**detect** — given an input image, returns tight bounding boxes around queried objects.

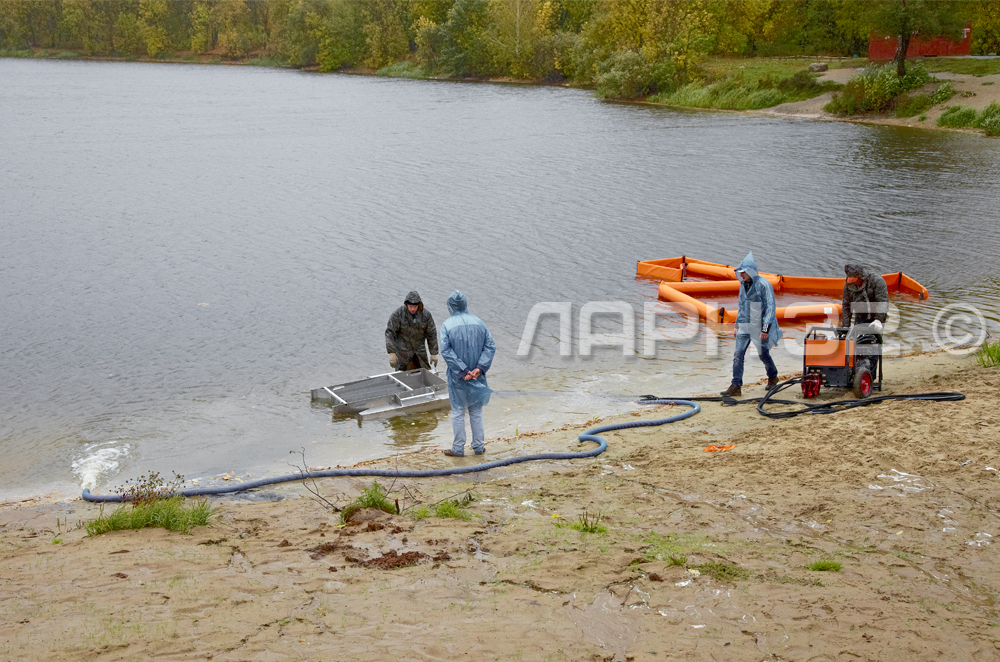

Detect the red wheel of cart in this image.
[801,373,822,398]
[852,368,873,399]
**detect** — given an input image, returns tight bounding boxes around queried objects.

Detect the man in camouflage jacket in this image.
[841,265,889,329]
[385,291,439,371]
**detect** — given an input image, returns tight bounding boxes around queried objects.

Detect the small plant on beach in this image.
[976,340,1000,367]
[85,469,213,535]
[85,496,213,536]
[570,510,607,534]
[411,505,431,520]
[808,559,843,572]
[340,481,397,523]
[693,560,750,583]
[114,470,185,505]
[931,81,956,105]
[668,554,687,566]
[434,499,473,520]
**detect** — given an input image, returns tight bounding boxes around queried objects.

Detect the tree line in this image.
[2,0,998,87]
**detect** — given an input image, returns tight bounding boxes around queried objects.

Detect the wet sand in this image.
[2,350,998,661]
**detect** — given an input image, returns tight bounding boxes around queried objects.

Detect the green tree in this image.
[969,0,1000,55]
[189,0,214,52]
[440,0,491,75]
[319,0,367,70]
[360,0,409,68]
[114,8,145,55]
[214,0,257,58]
[868,0,966,75]
[485,0,553,77]
[139,0,170,57]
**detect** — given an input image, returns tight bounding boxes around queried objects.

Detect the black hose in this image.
[645,378,965,419]
[81,399,701,503]
[755,377,965,419]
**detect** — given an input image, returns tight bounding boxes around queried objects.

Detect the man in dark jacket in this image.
[841,265,888,332]
[385,291,439,371]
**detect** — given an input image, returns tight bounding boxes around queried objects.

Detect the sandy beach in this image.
[2,350,997,661]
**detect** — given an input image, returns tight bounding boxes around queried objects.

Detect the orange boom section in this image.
[638,257,929,326]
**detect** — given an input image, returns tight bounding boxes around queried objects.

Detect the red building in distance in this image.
[868,25,972,59]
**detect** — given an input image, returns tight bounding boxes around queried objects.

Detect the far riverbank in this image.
[5,48,1000,137]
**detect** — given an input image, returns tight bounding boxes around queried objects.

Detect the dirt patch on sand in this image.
[2,352,998,660]
[352,549,429,570]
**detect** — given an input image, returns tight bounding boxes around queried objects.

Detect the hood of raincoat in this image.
[404,290,423,313]
[733,251,782,350]
[447,291,469,315]
[844,265,877,292]
[734,252,760,282]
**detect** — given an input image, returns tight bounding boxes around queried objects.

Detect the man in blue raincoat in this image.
[721,252,783,397]
[439,291,496,457]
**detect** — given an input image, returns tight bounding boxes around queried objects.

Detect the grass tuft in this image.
[894,93,934,118]
[644,531,714,561]
[434,499,473,520]
[376,61,428,79]
[976,340,1000,367]
[650,69,838,111]
[808,559,843,572]
[340,482,397,523]
[85,496,213,535]
[693,560,749,583]
[937,102,1000,135]
[569,510,607,533]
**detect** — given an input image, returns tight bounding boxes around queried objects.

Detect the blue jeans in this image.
[732,333,777,387]
[451,403,484,455]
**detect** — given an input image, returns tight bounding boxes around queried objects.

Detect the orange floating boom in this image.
[639,257,929,326]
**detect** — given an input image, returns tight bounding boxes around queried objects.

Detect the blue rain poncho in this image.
[734,251,783,351]
[439,291,496,409]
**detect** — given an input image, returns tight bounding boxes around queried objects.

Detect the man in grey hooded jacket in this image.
[385,291,439,371]
[842,265,888,331]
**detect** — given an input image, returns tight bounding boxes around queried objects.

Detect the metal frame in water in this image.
[311,368,450,421]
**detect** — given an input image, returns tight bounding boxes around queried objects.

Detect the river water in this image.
[2,58,998,500]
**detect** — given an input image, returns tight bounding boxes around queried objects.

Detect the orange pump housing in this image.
[637,257,929,326]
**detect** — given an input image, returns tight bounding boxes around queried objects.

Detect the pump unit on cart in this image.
[801,325,883,399]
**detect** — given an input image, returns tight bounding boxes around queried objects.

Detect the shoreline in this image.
[6,51,1000,138]
[2,348,968,507]
[2,348,994,659]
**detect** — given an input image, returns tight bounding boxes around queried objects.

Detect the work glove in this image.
[388,352,398,369]
[870,320,883,333]
[431,354,439,368]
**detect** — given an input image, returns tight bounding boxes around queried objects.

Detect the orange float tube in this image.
[640,257,928,327]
